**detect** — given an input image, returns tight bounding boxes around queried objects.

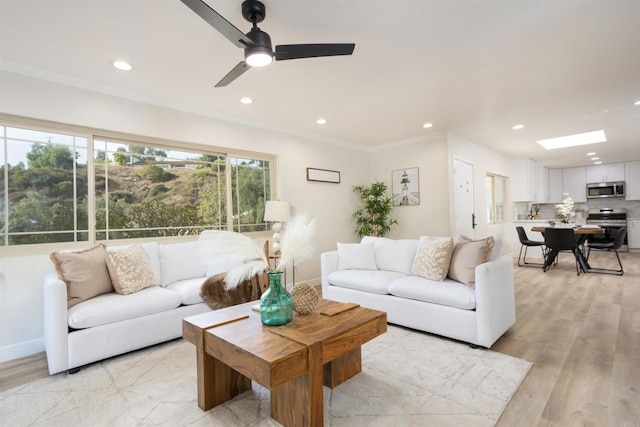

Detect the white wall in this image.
[0,71,369,361]
[446,132,516,253]
[368,134,451,238]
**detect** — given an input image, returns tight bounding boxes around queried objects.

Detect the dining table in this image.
[531,225,604,273]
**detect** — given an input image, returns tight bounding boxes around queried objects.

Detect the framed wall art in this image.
[306,167,340,184]
[392,167,420,206]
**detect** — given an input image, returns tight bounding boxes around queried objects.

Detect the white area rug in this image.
[1,326,531,426]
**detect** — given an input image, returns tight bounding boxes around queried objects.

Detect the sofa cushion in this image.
[362,236,418,275]
[205,253,246,277]
[67,286,182,329]
[107,242,161,285]
[106,245,157,295]
[412,236,454,281]
[337,242,377,270]
[50,244,114,308]
[327,270,405,294]
[165,277,206,305]
[159,241,207,287]
[448,236,494,285]
[388,276,476,310]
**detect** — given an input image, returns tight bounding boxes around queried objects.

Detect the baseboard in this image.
[0,338,44,363]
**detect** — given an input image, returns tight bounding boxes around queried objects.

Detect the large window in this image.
[486,173,508,224]
[1,121,273,246]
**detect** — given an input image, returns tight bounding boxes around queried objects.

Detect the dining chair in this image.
[586,227,627,276]
[515,226,546,267]
[542,228,581,275]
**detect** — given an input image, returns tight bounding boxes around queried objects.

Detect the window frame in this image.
[0,113,277,254]
[486,172,508,225]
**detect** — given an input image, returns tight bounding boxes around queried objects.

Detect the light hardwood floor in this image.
[1,250,639,425]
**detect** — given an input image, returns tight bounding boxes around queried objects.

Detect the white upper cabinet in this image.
[625,161,640,200]
[547,168,564,203]
[562,167,586,202]
[510,158,540,202]
[586,162,625,183]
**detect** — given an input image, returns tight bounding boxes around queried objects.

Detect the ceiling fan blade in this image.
[274,44,355,61]
[215,61,251,87]
[180,0,252,48]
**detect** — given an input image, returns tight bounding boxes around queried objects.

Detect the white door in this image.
[453,158,476,237]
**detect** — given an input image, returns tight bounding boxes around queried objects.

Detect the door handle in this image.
[472,213,477,229]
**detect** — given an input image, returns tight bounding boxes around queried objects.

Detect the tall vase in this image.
[260,271,293,326]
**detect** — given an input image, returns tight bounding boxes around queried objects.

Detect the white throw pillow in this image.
[337,242,377,270]
[159,241,207,287]
[362,236,418,275]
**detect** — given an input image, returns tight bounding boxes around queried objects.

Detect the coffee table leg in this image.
[196,346,251,410]
[323,347,362,389]
[271,341,324,426]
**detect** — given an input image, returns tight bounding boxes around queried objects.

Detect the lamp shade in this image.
[264,201,291,222]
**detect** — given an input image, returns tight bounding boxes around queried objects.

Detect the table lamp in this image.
[264,200,291,254]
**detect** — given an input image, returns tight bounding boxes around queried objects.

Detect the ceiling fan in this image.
[180,0,355,87]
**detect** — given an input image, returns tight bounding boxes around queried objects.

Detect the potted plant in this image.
[352,181,398,238]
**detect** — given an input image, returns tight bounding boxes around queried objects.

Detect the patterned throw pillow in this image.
[106,245,157,295]
[50,243,114,308]
[411,236,454,281]
[448,235,495,285]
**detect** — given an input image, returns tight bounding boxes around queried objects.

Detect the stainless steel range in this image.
[586,208,628,251]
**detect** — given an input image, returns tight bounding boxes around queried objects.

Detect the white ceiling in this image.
[1,0,639,168]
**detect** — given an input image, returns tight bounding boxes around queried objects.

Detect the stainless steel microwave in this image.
[586,181,625,199]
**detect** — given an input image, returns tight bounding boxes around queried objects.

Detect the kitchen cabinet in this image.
[510,158,540,202]
[547,168,563,203]
[628,219,640,249]
[586,162,625,183]
[562,167,586,202]
[625,161,640,200]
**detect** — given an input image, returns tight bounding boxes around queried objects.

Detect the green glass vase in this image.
[260,271,293,326]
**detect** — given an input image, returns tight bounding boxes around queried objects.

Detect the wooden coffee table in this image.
[183,298,387,426]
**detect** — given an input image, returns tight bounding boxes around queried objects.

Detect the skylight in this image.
[536,130,606,150]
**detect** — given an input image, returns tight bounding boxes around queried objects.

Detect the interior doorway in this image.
[453,158,476,237]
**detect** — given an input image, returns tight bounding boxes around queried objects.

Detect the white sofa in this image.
[321,236,515,348]
[44,235,265,375]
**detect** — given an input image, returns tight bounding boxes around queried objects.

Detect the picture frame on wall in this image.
[392,167,420,206]
[306,167,340,184]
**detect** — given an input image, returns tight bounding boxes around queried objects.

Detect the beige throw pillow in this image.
[50,244,113,308]
[448,235,495,285]
[412,236,454,281]
[106,245,157,295]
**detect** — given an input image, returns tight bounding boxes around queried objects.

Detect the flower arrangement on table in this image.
[555,193,574,223]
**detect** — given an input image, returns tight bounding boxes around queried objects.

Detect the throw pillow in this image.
[448,235,495,285]
[106,245,157,295]
[411,236,454,281]
[50,243,113,308]
[337,242,377,270]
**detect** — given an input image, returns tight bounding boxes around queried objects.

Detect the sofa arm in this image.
[321,251,339,293]
[473,255,516,347]
[43,273,69,374]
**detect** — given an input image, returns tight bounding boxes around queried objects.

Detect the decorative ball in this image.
[291,283,319,314]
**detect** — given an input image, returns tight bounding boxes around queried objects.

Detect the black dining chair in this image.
[543,228,582,275]
[586,227,627,276]
[515,226,546,267]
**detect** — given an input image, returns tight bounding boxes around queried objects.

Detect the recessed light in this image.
[512,124,524,130]
[536,130,606,150]
[112,60,133,71]
[594,161,603,164]
[422,122,433,128]
[240,97,253,104]
[634,100,640,106]
[586,152,596,156]
[591,157,599,160]
[317,118,327,125]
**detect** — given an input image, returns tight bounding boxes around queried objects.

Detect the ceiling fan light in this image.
[246,51,273,67]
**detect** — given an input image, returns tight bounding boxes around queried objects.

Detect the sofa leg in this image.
[68,367,81,375]
[468,343,484,350]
